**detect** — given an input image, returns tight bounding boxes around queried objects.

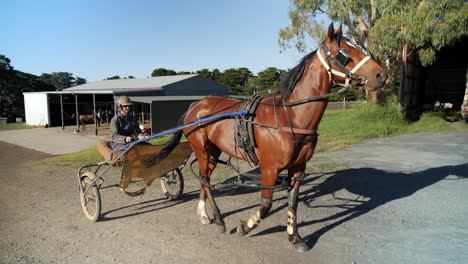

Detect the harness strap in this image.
[318,40,371,87]
[278,127,317,135]
[350,56,371,74]
[317,50,347,79]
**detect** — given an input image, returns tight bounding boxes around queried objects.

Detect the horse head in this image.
[321,23,387,91]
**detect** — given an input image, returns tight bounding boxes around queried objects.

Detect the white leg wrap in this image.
[287,210,295,235]
[247,210,261,228]
[197,200,210,224]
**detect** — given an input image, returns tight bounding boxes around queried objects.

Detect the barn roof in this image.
[63,74,198,92]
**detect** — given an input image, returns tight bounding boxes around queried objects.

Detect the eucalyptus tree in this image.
[280,0,468,96]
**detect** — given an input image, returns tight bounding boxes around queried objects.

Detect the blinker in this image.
[336,49,351,66]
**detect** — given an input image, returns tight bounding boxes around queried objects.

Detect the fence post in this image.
[75,94,79,133]
[60,93,64,130]
[93,93,98,136]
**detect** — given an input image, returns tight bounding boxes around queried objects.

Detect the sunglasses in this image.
[122,105,131,108]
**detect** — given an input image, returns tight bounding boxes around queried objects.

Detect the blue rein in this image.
[112,110,248,153]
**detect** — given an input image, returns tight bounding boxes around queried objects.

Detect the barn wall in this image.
[24,93,50,126]
[163,75,228,96]
[150,100,197,133]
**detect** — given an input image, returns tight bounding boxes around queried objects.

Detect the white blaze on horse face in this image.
[346,40,357,49]
[197,200,210,224]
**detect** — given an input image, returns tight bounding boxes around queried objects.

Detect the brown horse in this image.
[71,113,95,132]
[149,24,387,251]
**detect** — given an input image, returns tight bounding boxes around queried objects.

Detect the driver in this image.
[109,96,142,149]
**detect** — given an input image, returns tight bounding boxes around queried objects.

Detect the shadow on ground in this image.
[251,163,468,249]
[97,162,467,251]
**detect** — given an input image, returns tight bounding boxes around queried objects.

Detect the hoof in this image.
[200,216,212,225]
[289,234,311,252]
[236,225,246,236]
[293,241,311,252]
[215,223,226,233]
[236,221,249,236]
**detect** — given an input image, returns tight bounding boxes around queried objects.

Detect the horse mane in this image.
[278,50,317,101]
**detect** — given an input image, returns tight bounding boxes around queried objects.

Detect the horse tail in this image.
[145,110,189,167]
[145,129,183,167]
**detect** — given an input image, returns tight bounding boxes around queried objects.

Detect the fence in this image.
[326,100,365,110]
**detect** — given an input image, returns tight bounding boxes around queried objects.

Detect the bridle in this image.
[318,35,371,87]
[284,36,372,107]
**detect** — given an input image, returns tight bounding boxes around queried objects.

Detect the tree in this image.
[255,67,285,91]
[196,68,212,79]
[196,68,223,82]
[75,77,87,85]
[211,69,222,82]
[0,55,13,72]
[39,72,77,89]
[218,68,253,95]
[151,68,177,77]
[106,75,121,80]
[0,55,14,118]
[279,0,468,97]
[0,55,56,120]
[177,71,191,75]
[0,56,86,121]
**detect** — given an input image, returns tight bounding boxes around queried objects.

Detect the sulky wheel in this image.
[160,168,184,200]
[80,176,101,222]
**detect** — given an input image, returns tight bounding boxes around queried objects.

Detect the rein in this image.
[186,37,368,137]
[284,81,360,107]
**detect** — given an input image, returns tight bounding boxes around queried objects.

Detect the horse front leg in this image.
[237,167,277,236]
[287,168,310,252]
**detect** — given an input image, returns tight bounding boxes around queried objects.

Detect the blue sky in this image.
[2,0,321,82]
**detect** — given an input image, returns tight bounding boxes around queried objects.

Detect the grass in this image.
[0,123,36,131]
[316,100,466,152]
[43,100,467,168]
[41,147,103,168]
[42,134,183,168]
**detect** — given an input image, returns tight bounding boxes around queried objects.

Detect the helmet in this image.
[119,96,133,106]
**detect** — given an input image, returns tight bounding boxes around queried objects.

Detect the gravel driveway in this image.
[0,129,467,264]
[0,127,98,155]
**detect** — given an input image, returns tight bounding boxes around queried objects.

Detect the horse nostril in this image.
[377,72,387,83]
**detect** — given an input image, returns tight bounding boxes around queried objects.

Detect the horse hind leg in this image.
[197,155,216,225]
[195,143,225,232]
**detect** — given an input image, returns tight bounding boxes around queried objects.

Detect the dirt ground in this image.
[0,130,467,264]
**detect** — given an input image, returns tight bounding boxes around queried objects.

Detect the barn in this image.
[399,37,468,115]
[23,74,228,133]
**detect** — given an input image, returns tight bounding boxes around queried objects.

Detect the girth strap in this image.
[234,95,262,165]
[278,127,317,135]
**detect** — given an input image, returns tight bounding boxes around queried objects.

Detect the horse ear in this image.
[336,23,343,36]
[327,23,335,40]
